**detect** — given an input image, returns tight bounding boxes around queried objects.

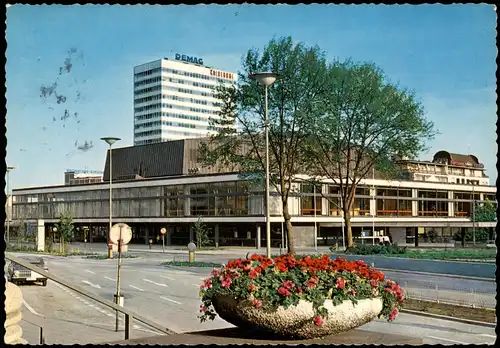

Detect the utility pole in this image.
[472,181,476,246]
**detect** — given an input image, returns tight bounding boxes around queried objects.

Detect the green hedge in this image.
[341,244,408,255]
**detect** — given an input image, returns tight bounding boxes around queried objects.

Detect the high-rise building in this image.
[133,54,237,145]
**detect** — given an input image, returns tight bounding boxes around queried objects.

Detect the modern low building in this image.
[133,53,237,146]
[11,138,497,248]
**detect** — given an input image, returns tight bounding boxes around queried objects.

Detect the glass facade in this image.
[376,188,412,216]
[12,179,495,222]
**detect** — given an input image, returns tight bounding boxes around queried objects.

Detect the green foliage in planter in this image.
[199,254,404,326]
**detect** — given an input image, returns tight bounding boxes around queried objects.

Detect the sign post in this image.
[160,228,167,253]
[110,223,132,332]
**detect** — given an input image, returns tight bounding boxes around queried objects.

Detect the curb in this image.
[401,308,496,328]
[377,268,495,282]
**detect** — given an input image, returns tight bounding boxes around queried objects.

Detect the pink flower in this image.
[252,299,262,308]
[248,284,256,292]
[199,305,207,312]
[221,276,232,288]
[389,307,399,321]
[277,287,292,297]
[307,277,319,289]
[283,280,295,289]
[370,279,379,288]
[336,278,345,289]
[210,269,221,277]
[349,288,356,296]
[384,288,393,294]
[314,315,324,326]
[297,287,303,294]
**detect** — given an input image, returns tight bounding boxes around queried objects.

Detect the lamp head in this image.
[249,72,279,87]
[101,137,121,146]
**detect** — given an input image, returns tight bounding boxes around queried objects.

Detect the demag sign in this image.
[175,53,203,65]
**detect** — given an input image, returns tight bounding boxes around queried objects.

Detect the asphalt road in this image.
[13,253,496,345]
[67,242,497,278]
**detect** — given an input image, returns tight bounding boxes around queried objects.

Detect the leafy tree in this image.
[474,199,496,222]
[199,36,329,255]
[55,212,74,254]
[192,216,210,248]
[303,60,435,248]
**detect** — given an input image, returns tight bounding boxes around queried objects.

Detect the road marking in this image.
[22,299,44,317]
[130,285,145,291]
[160,296,182,305]
[478,334,496,338]
[84,270,96,274]
[82,280,101,289]
[104,276,116,281]
[143,279,168,287]
[427,336,468,344]
[159,275,175,281]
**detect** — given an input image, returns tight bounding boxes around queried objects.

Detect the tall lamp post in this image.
[249,72,279,258]
[6,166,15,244]
[101,137,121,259]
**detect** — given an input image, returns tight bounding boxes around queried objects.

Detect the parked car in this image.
[7,257,49,286]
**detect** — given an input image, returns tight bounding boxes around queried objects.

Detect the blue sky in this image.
[6,4,497,189]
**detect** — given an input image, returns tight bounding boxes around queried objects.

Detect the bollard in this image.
[187,242,196,264]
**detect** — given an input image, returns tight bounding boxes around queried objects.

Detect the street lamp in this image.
[249,72,279,258]
[6,166,15,244]
[101,137,121,259]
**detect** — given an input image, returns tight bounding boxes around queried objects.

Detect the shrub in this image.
[343,244,407,255]
[199,254,404,326]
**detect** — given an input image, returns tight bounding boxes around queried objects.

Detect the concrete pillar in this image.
[214,224,220,248]
[256,225,261,249]
[166,225,173,246]
[189,224,194,243]
[370,187,376,216]
[412,189,418,216]
[145,227,150,245]
[4,281,26,344]
[448,191,454,217]
[36,219,45,251]
[184,187,191,216]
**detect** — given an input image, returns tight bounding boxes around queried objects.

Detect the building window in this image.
[300,184,322,216]
[418,190,448,216]
[376,188,412,216]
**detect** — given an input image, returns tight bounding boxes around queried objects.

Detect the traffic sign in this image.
[160,227,167,235]
[110,223,132,245]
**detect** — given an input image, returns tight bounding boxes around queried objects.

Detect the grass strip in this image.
[403,298,496,323]
[161,261,223,268]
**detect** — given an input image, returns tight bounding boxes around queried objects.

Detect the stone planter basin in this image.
[212,295,383,339]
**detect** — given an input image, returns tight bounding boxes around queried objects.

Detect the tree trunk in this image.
[344,209,354,248]
[282,199,295,256]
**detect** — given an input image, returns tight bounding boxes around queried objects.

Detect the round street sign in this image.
[110,223,132,245]
[160,227,167,235]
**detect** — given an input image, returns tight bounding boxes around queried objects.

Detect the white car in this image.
[7,257,49,286]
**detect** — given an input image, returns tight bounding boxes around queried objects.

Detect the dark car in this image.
[7,257,49,286]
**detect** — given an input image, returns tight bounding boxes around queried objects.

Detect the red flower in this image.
[370,279,379,288]
[349,288,356,296]
[200,278,212,290]
[210,269,221,277]
[277,287,292,296]
[248,284,256,292]
[276,261,288,272]
[252,299,262,308]
[314,315,324,326]
[297,287,303,293]
[248,269,259,279]
[283,280,295,289]
[200,305,207,312]
[336,278,345,289]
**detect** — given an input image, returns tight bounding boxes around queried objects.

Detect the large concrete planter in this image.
[212,295,383,339]
[4,280,26,344]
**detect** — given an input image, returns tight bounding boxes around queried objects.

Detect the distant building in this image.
[397,151,489,186]
[133,53,237,146]
[64,169,103,186]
